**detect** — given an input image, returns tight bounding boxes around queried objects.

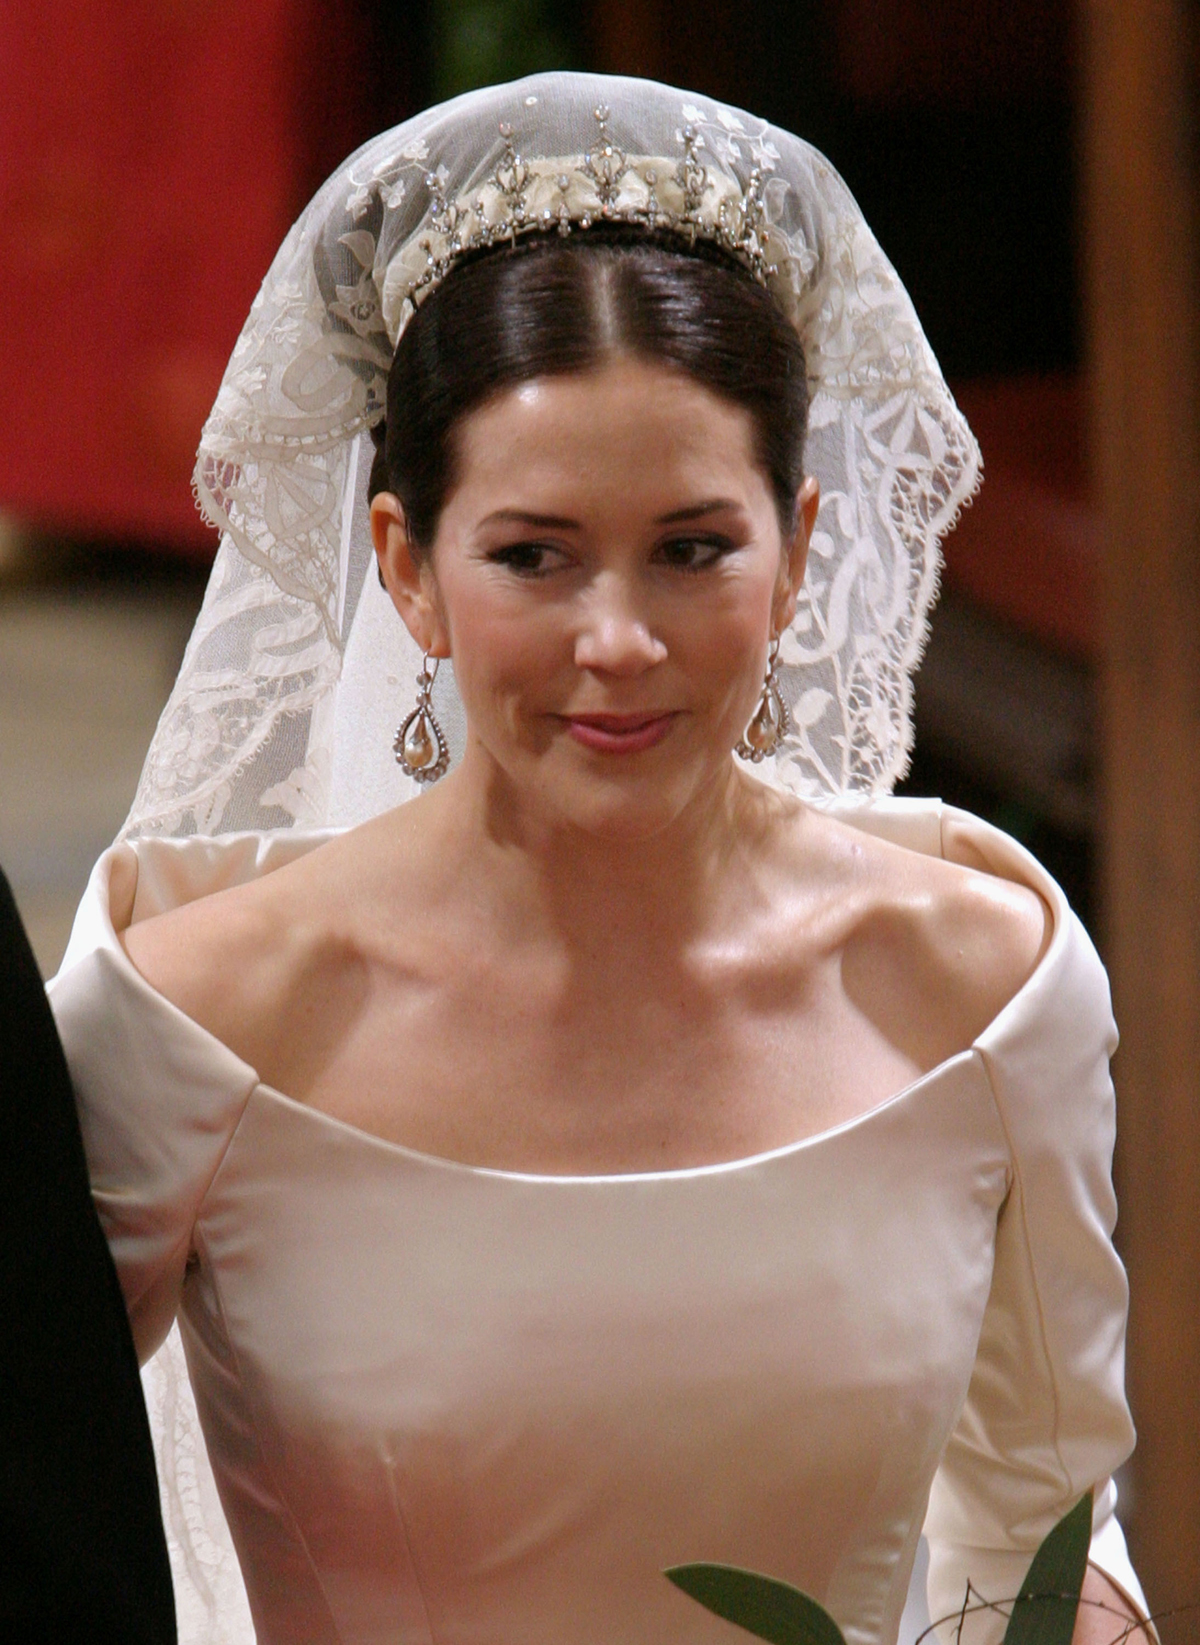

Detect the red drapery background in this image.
[0,0,387,554]
[2,0,1098,659]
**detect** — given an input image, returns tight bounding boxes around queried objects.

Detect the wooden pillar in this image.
[1082,1,1200,1633]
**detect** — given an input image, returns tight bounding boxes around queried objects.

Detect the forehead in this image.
[446,356,769,516]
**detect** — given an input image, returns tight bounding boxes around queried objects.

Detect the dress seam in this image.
[189,1097,344,1641]
[382,1438,439,1645]
[974,1045,1074,1500]
[117,1072,259,1330]
[184,1070,258,1266]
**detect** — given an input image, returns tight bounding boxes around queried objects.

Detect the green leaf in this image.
[1002,1489,1094,1645]
[665,1563,847,1645]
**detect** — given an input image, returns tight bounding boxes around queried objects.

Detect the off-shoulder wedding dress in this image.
[49,799,1146,1645]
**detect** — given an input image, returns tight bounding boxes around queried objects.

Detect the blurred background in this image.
[1,0,1196,1633]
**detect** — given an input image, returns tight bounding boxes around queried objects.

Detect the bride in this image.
[51,74,1150,1644]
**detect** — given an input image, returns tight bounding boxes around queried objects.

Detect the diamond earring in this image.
[735,637,790,762]
[394,656,450,782]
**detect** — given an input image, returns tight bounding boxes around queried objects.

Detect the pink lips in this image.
[564,712,677,753]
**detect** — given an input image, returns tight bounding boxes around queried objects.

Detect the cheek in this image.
[676,570,776,687]
[440,594,568,724]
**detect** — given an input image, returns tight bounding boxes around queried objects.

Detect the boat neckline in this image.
[245,1045,986,1184]
[90,801,1064,1185]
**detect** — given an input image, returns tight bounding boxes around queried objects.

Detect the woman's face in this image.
[373,355,817,842]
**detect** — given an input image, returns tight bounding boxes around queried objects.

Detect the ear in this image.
[370,492,451,658]
[772,476,820,636]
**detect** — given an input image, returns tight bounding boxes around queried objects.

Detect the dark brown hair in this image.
[368,228,808,552]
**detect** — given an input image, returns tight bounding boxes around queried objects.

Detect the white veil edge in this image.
[143,1331,256,1643]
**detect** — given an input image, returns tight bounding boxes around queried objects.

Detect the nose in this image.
[573,575,668,676]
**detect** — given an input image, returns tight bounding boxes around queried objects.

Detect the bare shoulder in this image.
[122,865,289,1025]
[120,833,369,1080]
[909,845,1050,1019]
[791,805,1052,1071]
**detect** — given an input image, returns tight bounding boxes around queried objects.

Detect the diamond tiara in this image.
[398,105,778,325]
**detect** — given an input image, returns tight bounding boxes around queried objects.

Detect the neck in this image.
[419,749,784,955]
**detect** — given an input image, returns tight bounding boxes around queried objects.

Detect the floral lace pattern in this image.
[143,1325,256,1642]
[124,71,978,840]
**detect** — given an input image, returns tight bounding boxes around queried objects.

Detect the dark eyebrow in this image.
[478,499,745,531]
[479,509,582,530]
[655,499,744,525]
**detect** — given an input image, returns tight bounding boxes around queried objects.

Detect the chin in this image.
[476,726,736,840]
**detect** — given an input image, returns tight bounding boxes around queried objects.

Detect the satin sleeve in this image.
[923,877,1149,1641]
[47,845,258,1364]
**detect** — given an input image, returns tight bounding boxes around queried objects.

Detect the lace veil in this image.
[124,70,978,843]
[121,71,979,1639]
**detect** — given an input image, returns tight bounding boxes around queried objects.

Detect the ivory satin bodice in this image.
[49,800,1145,1645]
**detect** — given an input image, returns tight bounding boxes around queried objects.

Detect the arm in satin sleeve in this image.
[923,903,1150,1644]
[47,845,257,1364]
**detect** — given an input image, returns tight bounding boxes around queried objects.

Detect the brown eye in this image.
[656,535,733,572]
[489,542,559,576]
